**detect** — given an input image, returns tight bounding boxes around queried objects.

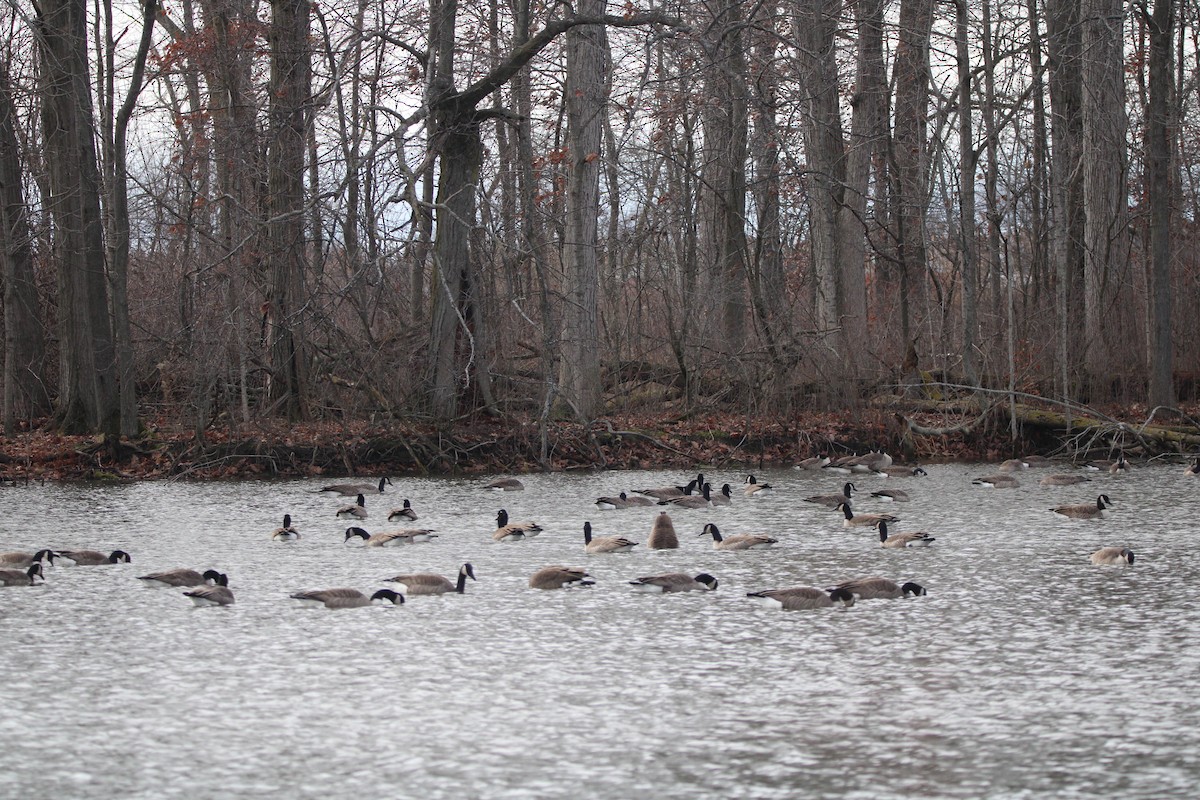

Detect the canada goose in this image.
[998,458,1028,472]
[492,509,542,542]
[183,585,235,606]
[822,454,860,475]
[628,572,718,593]
[1090,546,1135,566]
[582,521,638,553]
[1039,474,1091,486]
[1185,458,1199,476]
[647,511,679,549]
[877,466,929,478]
[699,522,777,551]
[594,492,656,510]
[344,526,438,546]
[877,520,935,548]
[0,564,45,586]
[660,482,712,509]
[485,477,524,491]
[803,482,857,508]
[319,477,392,496]
[743,475,773,497]
[387,563,476,595]
[635,474,704,500]
[870,488,909,502]
[138,568,226,588]
[972,474,1020,488]
[794,454,831,470]
[1109,456,1129,474]
[710,484,734,506]
[271,514,300,542]
[529,566,594,590]
[746,586,855,610]
[387,499,418,522]
[832,577,927,599]
[0,549,57,568]
[290,588,404,609]
[1082,455,1124,472]
[1051,494,1113,520]
[56,549,132,565]
[850,451,893,473]
[1021,455,1053,468]
[336,494,368,519]
[835,501,898,529]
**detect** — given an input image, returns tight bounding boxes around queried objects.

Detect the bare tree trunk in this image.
[1145,0,1175,406]
[0,64,50,431]
[955,0,980,386]
[34,0,120,434]
[557,0,605,420]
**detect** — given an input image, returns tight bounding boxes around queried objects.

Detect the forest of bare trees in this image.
[0,0,1196,437]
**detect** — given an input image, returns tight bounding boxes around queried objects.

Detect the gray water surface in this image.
[1,463,1196,798]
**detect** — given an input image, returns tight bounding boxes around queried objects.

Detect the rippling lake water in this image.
[1,461,1197,798]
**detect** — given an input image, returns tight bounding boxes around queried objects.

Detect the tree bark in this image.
[1145,0,1175,407]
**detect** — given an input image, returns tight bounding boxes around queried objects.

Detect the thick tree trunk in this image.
[955,0,979,386]
[1145,0,1175,407]
[0,64,50,431]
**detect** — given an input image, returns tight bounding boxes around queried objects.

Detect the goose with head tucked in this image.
[387,499,418,522]
[877,521,935,548]
[582,522,638,554]
[870,488,909,502]
[485,477,524,491]
[746,586,855,610]
[56,549,132,566]
[492,509,542,542]
[529,566,594,590]
[319,477,391,496]
[0,564,45,586]
[835,501,898,529]
[972,474,1020,488]
[336,494,368,519]
[1039,474,1091,486]
[832,576,927,599]
[290,588,404,609]
[270,515,300,542]
[1051,494,1113,520]
[0,549,57,569]
[794,454,831,470]
[628,572,718,593]
[1090,546,1135,566]
[821,454,860,475]
[877,465,928,478]
[647,511,679,550]
[183,584,235,606]
[699,522,777,551]
[743,475,773,497]
[998,458,1029,472]
[138,568,226,588]
[387,563,476,595]
[345,526,437,547]
[803,482,858,508]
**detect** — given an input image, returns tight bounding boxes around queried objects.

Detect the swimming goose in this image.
[998,458,1028,472]
[1082,455,1124,472]
[1109,456,1129,474]
[1090,546,1135,565]
[138,568,226,588]
[271,514,300,542]
[877,465,929,478]
[877,521,935,548]
[746,586,855,610]
[492,509,542,542]
[634,474,703,501]
[821,454,860,475]
[831,577,927,599]
[582,522,638,553]
[183,585,235,606]
[709,484,734,506]
[647,511,679,549]
[336,494,368,519]
[972,474,1020,488]
[743,475,773,497]
[320,477,392,496]
[529,566,594,590]
[628,572,718,593]
[803,482,857,508]
[1185,458,1199,476]
[1021,455,1053,468]
[660,482,712,509]
[850,451,893,473]
[345,526,438,546]
[595,492,631,510]
[1051,494,1113,520]
[835,501,898,529]
[699,522,777,551]
[870,488,909,502]
[387,563,476,595]
[0,549,57,568]
[57,549,132,565]
[387,499,418,522]
[1039,474,1091,486]
[794,454,831,470]
[0,564,45,586]
[485,477,524,491]
[290,588,404,608]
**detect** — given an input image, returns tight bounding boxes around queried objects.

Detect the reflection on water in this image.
[1,462,1198,798]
